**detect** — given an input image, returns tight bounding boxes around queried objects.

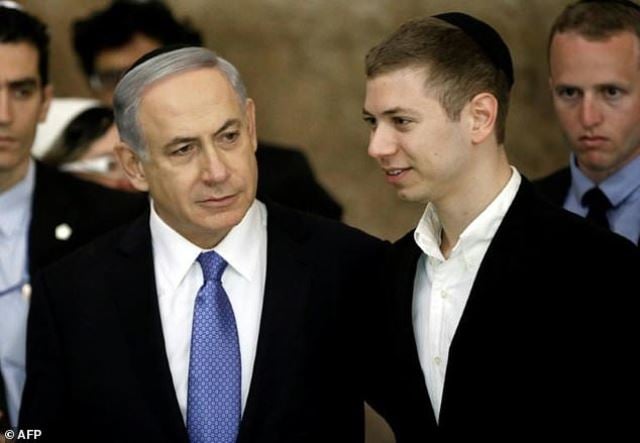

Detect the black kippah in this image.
[124,43,197,77]
[579,0,640,12]
[433,12,514,89]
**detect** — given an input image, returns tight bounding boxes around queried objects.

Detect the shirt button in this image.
[434,356,442,365]
[440,290,449,299]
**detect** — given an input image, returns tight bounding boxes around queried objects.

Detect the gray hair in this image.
[113,46,248,158]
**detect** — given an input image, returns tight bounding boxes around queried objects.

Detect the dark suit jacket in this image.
[533,166,571,208]
[20,202,385,443]
[256,143,342,220]
[367,178,639,442]
[0,162,144,426]
[28,161,146,277]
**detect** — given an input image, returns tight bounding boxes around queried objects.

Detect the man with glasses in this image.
[70,0,343,219]
[73,0,202,105]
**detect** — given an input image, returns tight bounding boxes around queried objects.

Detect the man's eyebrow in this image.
[214,118,241,136]
[162,119,242,150]
[362,107,418,116]
[7,78,38,89]
[163,136,198,150]
[381,107,417,115]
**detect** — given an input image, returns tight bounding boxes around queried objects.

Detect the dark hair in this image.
[42,106,115,166]
[549,0,640,50]
[0,6,50,85]
[365,16,511,144]
[72,0,202,77]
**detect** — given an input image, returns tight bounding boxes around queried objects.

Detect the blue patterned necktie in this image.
[187,251,241,443]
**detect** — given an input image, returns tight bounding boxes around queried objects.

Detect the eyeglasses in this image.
[88,68,128,92]
[60,154,120,176]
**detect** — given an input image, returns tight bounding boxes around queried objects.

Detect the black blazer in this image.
[256,143,342,220]
[20,202,385,443]
[28,161,146,277]
[367,178,640,442]
[533,166,571,208]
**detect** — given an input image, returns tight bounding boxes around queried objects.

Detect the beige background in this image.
[23,1,575,441]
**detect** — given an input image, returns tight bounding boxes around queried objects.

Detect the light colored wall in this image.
[24,1,575,441]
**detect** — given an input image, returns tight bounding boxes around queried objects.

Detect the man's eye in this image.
[363,116,377,128]
[221,131,240,144]
[557,87,580,99]
[13,87,35,99]
[603,87,623,99]
[392,116,412,126]
[173,144,195,155]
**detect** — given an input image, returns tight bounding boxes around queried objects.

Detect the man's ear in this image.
[38,84,54,123]
[114,143,150,192]
[468,92,498,145]
[245,98,257,152]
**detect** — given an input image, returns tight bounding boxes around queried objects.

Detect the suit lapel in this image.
[108,215,189,443]
[237,203,311,442]
[388,233,439,433]
[439,180,532,423]
[392,233,424,376]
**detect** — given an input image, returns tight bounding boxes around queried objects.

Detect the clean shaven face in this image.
[0,42,52,190]
[128,67,258,248]
[363,66,470,204]
[549,31,640,182]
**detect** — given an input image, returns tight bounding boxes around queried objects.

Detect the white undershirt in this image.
[150,199,267,422]
[412,167,521,421]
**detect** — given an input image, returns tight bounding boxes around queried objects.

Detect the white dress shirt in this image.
[412,167,521,421]
[150,199,267,422]
[0,159,34,427]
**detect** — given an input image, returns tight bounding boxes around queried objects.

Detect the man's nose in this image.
[0,90,12,125]
[579,96,603,129]
[367,125,398,160]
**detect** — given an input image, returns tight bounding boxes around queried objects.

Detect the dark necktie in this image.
[186,251,241,443]
[582,187,612,231]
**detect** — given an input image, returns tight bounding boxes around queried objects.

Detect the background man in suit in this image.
[70,0,342,219]
[536,0,640,245]
[20,46,384,442]
[362,13,639,441]
[0,4,143,428]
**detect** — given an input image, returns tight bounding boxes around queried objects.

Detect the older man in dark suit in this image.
[20,46,384,443]
[362,12,639,441]
[0,5,143,429]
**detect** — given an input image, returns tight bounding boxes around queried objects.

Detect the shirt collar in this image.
[569,153,640,208]
[414,166,521,263]
[213,199,266,283]
[0,159,35,237]
[150,199,266,294]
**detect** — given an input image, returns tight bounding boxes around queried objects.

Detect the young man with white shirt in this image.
[362,13,639,441]
[20,46,384,443]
